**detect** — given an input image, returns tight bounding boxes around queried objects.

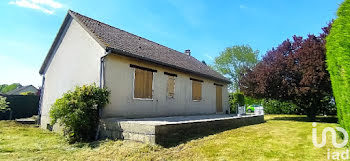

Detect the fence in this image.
[254,106,264,115]
[237,105,246,115]
[0,94,39,120]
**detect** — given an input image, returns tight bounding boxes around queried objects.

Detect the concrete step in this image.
[15,118,36,124]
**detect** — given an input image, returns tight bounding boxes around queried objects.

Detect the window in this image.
[192,80,202,101]
[134,68,153,99]
[164,72,177,99]
[167,76,175,98]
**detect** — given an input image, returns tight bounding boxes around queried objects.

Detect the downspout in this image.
[95,47,112,140]
[38,75,45,125]
[99,48,111,88]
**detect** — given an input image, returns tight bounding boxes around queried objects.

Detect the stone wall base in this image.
[99,115,264,147]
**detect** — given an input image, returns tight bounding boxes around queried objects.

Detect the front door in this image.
[216,85,223,113]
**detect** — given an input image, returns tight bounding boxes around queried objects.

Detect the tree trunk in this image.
[305,104,317,121]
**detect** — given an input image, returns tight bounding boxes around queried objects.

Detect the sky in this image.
[0,0,343,87]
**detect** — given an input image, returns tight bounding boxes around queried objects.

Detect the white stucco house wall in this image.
[39,10,231,129]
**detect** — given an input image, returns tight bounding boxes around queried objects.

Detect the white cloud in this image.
[31,0,62,8]
[9,0,63,14]
[204,54,214,61]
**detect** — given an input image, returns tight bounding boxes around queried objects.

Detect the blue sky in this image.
[0,0,343,87]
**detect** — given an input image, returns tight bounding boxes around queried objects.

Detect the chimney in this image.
[184,49,191,56]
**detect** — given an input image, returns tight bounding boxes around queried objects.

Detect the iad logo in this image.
[312,122,348,148]
[312,122,349,160]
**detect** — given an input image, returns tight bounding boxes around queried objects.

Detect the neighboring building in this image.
[6,85,38,95]
[39,10,231,129]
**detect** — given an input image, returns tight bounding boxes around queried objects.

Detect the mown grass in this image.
[0,115,346,161]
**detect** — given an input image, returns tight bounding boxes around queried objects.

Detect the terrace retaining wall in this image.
[99,115,264,147]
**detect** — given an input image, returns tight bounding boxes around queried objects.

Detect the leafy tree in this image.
[0,83,22,93]
[0,96,9,112]
[326,0,350,136]
[0,85,5,92]
[213,45,259,91]
[240,24,332,119]
[50,84,110,143]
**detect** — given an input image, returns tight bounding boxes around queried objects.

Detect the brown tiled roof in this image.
[40,10,230,83]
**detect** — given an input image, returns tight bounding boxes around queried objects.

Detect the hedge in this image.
[326,0,350,136]
[0,94,39,120]
[262,99,301,115]
[229,93,245,113]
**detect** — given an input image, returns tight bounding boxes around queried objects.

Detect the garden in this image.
[0,0,349,160]
[0,115,344,161]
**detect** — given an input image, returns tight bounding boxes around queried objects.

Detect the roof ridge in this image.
[68,10,188,57]
[64,10,230,83]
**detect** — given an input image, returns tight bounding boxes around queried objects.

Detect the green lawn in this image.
[0,115,346,161]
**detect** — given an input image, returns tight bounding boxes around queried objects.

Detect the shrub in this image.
[262,99,301,114]
[20,91,35,95]
[0,96,9,113]
[50,84,110,143]
[229,93,245,113]
[319,96,337,116]
[245,96,262,106]
[326,0,350,136]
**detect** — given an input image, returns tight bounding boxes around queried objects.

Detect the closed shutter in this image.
[192,80,202,100]
[216,86,222,112]
[167,76,175,98]
[134,68,153,99]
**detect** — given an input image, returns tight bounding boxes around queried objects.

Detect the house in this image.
[6,85,38,95]
[38,10,231,130]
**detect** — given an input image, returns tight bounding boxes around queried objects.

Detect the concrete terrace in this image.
[99,114,265,147]
[102,114,260,125]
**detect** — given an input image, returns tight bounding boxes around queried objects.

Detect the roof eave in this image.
[39,10,109,75]
[39,12,72,75]
[67,10,108,49]
[108,47,231,84]
[39,10,231,84]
